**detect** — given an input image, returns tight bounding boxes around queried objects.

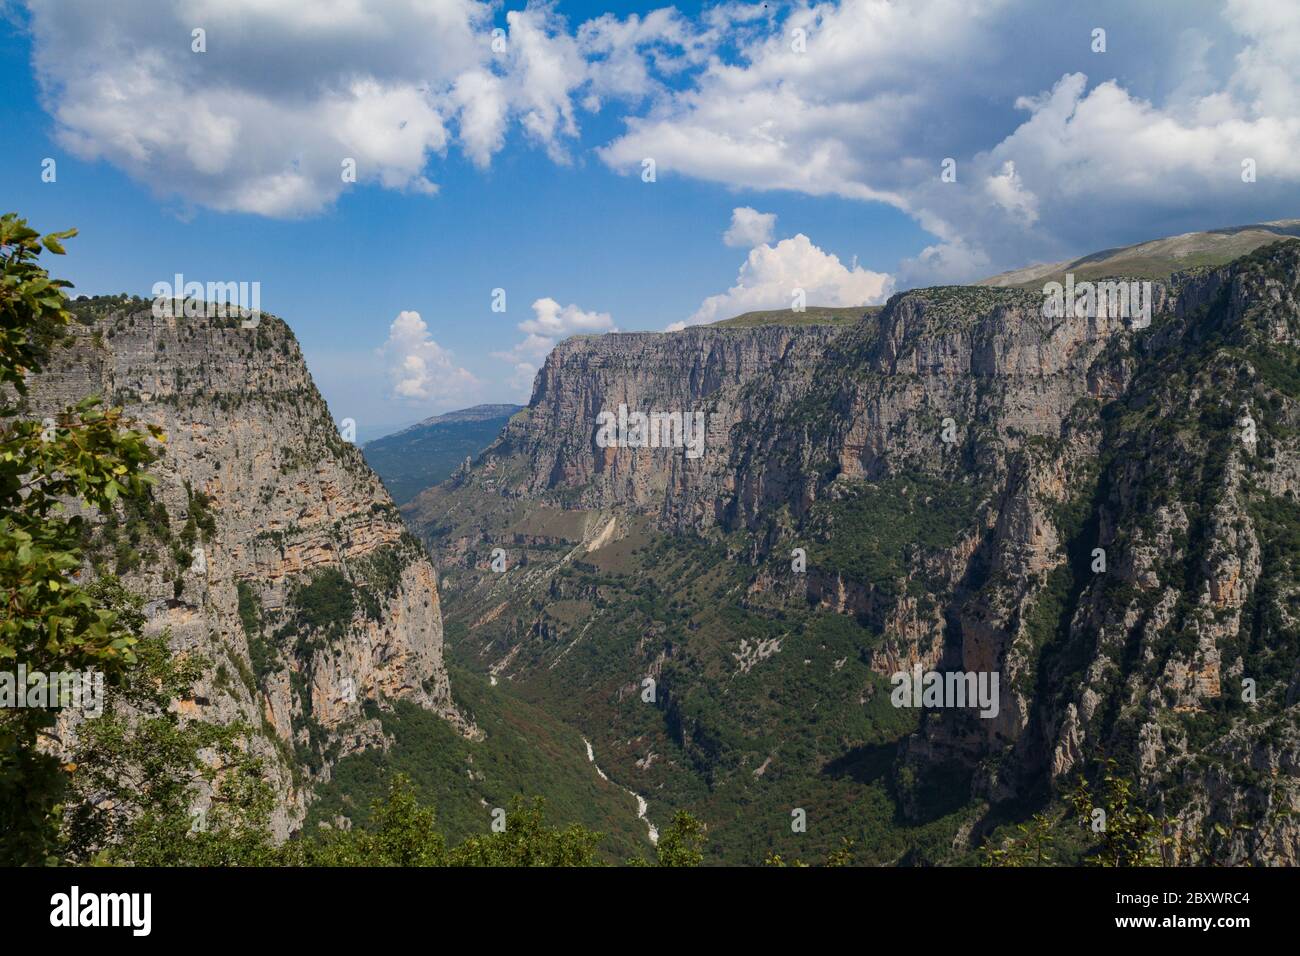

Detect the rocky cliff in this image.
[410,241,1300,864]
[24,299,471,836]
[491,324,841,525]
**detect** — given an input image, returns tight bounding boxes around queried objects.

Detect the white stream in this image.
[583,736,658,845]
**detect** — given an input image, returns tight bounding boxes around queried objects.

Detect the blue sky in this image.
[2,1,1295,437]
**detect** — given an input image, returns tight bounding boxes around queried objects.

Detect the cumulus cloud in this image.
[23,0,727,217]
[26,0,506,216]
[449,69,509,168]
[504,6,586,163]
[597,0,993,210]
[984,160,1038,225]
[22,0,1300,282]
[378,310,478,404]
[723,207,778,248]
[576,6,730,107]
[599,0,1300,284]
[22,0,596,216]
[494,297,616,392]
[678,234,893,329]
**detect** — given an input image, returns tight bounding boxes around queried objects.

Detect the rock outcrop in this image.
[25,300,471,836]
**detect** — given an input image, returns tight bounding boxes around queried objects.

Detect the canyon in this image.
[27,234,1300,865]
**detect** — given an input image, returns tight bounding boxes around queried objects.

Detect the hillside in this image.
[979,220,1300,288]
[363,404,522,505]
[15,295,472,834]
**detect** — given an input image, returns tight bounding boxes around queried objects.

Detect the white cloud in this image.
[508,296,615,360]
[597,0,996,210]
[449,69,508,169]
[378,310,478,404]
[577,7,721,105]
[503,6,585,163]
[1225,0,1300,116]
[890,50,1300,283]
[679,234,893,329]
[724,207,777,248]
[984,160,1038,225]
[493,297,616,387]
[24,0,597,216]
[23,0,733,217]
[522,296,615,337]
[23,0,1300,281]
[599,0,1300,284]
[991,69,1299,201]
[897,239,991,288]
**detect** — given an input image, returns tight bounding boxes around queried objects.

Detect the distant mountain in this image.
[979,219,1300,288]
[363,404,522,504]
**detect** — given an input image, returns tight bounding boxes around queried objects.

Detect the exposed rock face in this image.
[495,324,841,527]
[25,302,470,836]
[476,287,1154,530]
[413,241,1300,864]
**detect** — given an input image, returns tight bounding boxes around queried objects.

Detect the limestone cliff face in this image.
[1028,248,1300,863]
[430,287,1149,750]
[468,288,1151,527]
[26,301,470,836]
[414,241,1300,863]
[491,324,841,527]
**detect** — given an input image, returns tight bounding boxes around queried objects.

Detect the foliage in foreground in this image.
[0,214,162,864]
[297,777,715,866]
[980,759,1249,867]
[97,767,708,867]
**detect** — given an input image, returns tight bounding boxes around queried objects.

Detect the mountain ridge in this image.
[366,403,525,445]
[978,219,1300,288]
[363,402,524,506]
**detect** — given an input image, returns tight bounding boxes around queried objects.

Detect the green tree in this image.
[650,810,707,867]
[824,837,856,867]
[0,213,163,865]
[762,836,855,868]
[305,782,605,867]
[305,775,447,866]
[1070,759,1174,867]
[980,812,1059,867]
[447,795,603,866]
[980,760,1177,867]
